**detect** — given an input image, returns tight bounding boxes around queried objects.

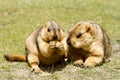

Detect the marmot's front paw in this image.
[31,66,43,74]
[56,42,64,50]
[49,41,56,48]
[73,60,84,68]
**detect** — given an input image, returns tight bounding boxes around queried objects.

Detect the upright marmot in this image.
[66,21,112,68]
[4,21,67,73]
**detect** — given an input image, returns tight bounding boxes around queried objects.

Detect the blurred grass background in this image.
[0,0,120,80]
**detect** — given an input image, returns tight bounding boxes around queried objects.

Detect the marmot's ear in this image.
[44,23,47,28]
[86,26,90,32]
[43,21,50,28]
[59,29,64,40]
[42,23,46,28]
[58,28,60,32]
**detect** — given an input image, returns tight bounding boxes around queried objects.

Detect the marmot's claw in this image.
[56,42,64,50]
[49,41,56,48]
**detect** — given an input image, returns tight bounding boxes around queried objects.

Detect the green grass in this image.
[0,0,120,80]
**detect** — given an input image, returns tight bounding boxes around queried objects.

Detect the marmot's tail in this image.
[4,54,26,62]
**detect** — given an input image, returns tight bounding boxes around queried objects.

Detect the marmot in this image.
[66,21,112,68]
[4,21,67,73]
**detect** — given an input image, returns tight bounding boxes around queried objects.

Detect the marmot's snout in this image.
[53,34,58,40]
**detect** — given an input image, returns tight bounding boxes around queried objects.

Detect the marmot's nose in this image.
[67,38,71,46]
[53,35,58,40]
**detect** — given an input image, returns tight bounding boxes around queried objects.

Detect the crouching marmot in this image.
[4,21,67,73]
[66,21,112,68]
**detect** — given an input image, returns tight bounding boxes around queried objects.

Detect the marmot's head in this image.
[41,21,64,42]
[67,21,94,49]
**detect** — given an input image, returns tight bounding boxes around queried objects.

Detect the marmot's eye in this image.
[77,33,82,38]
[48,29,50,32]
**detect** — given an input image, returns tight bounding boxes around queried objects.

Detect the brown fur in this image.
[4,21,67,73]
[66,21,112,68]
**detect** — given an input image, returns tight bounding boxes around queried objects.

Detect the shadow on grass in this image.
[39,61,67,74]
